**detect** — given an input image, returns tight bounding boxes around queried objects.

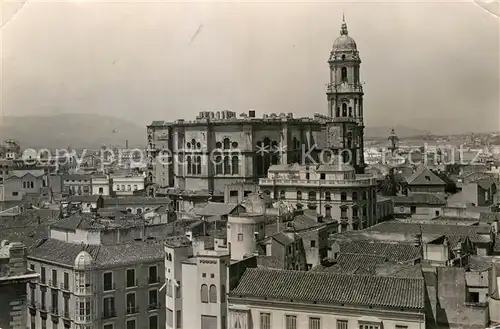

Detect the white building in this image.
[91,176,110,196]
[112,175,144,195]
[259,163,378,231]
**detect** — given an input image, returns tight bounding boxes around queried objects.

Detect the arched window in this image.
[223,138,230,149]
[352,191,358,201]
[336,107,340,117]
[201,284,208,303]
[342,103,348,117]
[352,206,359,219]
[196,142,201,149]
[231,156,239,175]
[191,139,196,147]
[296,191,302,200]
[325,191,331,201]
[341,67,347,82]
[209,285,217,303]
[187,156,192,174]
[137,208,142,215]
[231,141,238,149]
[223,156,231,175]
[349,107,352,117]
[341,192,347,201]
[341,54,346,60]
[308,191,316,201]
[186,142,191,149]
[280,190,285,199]
[221,285,226,303]
[215,156,223,175]
[325,205,332,218]
[196,156,202,175]
[216,142,222,149]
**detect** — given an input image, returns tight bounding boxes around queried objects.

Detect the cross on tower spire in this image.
[340,14,348,36]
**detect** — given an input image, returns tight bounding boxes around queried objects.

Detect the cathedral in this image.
[146,17,367,194]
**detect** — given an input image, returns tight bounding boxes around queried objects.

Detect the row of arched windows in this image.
[187,139,201,149]
[290,190,370,201]
[201,284,226,303]
[215,156,239,175]
[216,138,238,150]
[186,156,202,175]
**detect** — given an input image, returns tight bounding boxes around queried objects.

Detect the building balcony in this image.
[50,307,60,316]
[327,82,363,93]
[63,311,70,319]
[148,302,161,311]
[148,276,161,285]
[59,282,70,291]
[48,280,58,288]
[126,306,139,315]
[259,177,376,187]
[102,310,116,319]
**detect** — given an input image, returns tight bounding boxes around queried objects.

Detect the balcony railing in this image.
[50,307,60,316]
[126,306,139,315]
[48,279,58,288]
[148,276,160,284]
[60,282,70,291]
[102,310,116,319]
[148,302,161,311]
[103,283,116,292]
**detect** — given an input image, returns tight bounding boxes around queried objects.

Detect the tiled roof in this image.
[336,241,421,263]
[366,221,491,244]
[29,238,164,268]
[230,268,425,309]
[103,196,171,206]
[257,255,285,269]
[391,193,446,206]
[312,253,390,275]
[468,256,495,272]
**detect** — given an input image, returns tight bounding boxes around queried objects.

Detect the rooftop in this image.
[29,238,164,268]
[391,193,446,206]
[230,267,425,309]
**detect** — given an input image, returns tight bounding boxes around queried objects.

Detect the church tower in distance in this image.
[325,15,365,173]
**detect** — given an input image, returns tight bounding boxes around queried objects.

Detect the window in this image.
[31,314,35,329]
[325,191,331,201]
[310,317,321,329]
[30,285,35,305]
[42,318,47,329]
[41,290,46,309]
[187,156,192,174]
[41,266,46,283]
[310,240,316,248]
[232,156,239,175]
[435,210,440,216]
[342,103,348,116]
[260,313,271,329]
[395,326,408,329]
[51,290,58,311]
[320,173,326,179]
[341,192,347,201]
[223,156,230,175]
[325,205,332,218]
[103,272,113,291]
[410,206,416,214]
[237,233,243,241]
[337,320,348,329]
[127,319,136,329]
[196,156,202,175]
[52,269,57,286]
[148,266,158,284]
[63,296,69,317]
[103,296,115,318]
[201,315,217,329]
[99,187,103,194]
[12,191,18,196]
[341,67,347,82]
[63,272,69,290]
[280,190,285,199]
[209,284,217,303]
[215,155,223,175]
[149,289,158,308]
[149,315,158,329]
[352,191,358,201]
[126,269,135,287]
[167,308,173,327]
[286,315,297,329]
[223,138,231,149]
[296,191,302,200]
[126,292,136,314]
[104,325,113,329]
[177,310,182,328]
[359,323,381,329]
[201,284,209,303]
[308,191,316,201]
[341,206,347,218]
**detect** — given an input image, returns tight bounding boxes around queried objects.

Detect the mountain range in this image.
[0,114,430,149]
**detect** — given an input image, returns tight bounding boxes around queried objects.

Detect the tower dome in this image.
[74,250,93,270]
[332,16,357,51]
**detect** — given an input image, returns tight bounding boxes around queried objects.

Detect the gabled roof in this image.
[229,268,425,309]
[406,167,446,186]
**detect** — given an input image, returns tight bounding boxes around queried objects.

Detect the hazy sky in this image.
[1,0,499,134]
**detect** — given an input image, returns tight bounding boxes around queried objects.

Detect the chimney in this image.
[126,140,129,149]
[248,110,256,118]
[8,242,27,277]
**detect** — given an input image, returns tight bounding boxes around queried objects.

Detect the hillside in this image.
[0,114,146,149]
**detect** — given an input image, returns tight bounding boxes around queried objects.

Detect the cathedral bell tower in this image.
[326,15,365,173]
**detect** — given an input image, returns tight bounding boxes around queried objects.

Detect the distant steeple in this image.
[388,128,399,155]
